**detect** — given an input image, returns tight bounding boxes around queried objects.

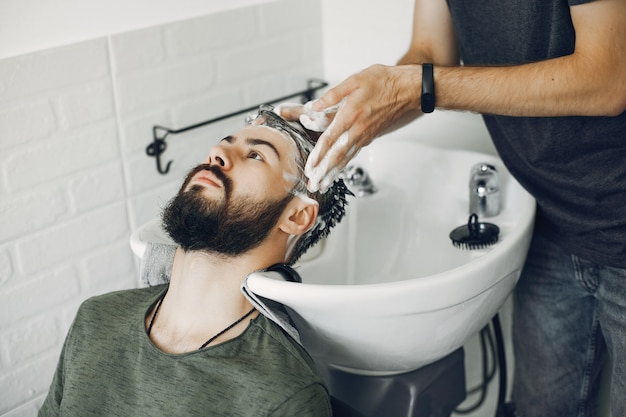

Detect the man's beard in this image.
[162,164,293,256]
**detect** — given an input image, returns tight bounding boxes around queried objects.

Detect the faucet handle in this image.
[342,165,366,186]
[342,165,377,197]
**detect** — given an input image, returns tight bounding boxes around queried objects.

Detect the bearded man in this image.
[39,105,351,417]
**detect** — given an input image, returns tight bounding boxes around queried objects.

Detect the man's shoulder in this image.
[251,315,304,350]
[248,315,320,377]
[77,285,165,320]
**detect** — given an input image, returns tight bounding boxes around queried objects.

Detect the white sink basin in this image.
[131,131,535,376]
[246,135,535,375]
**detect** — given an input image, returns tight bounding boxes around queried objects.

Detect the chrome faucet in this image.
[469,163,500,217]
[342,165,377,197]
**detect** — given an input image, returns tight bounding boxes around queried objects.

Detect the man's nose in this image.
[206,145,232,170]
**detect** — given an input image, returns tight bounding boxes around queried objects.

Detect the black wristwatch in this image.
[421,63,435,113]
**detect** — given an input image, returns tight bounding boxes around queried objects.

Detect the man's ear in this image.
[279,198,319,236]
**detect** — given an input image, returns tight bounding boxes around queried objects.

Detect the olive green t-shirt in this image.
[39,285,331,416]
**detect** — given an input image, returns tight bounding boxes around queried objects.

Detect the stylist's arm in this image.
[301,0,458,192]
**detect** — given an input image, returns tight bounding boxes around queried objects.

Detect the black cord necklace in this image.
[147,290,256,350]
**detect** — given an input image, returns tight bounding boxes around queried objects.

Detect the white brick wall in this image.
[0,0,323,414]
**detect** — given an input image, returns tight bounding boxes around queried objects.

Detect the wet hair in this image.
[247,104,353,265]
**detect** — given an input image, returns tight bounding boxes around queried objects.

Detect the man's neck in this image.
[147,247,277,353]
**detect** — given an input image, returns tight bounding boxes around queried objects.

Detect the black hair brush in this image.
[450,213,499,250]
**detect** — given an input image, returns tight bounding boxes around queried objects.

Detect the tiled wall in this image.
[0,1,323,414]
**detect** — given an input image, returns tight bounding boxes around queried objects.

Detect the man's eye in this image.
[248,151,264,161]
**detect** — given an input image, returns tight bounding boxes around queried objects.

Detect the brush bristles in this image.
[452,238,498,250]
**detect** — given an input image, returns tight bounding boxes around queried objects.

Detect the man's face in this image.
[162,125,301,255]
[185,124,301,202]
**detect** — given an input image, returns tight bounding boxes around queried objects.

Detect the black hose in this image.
[454,326,496,414]
[492,314,507,417]
[454,313,510,417]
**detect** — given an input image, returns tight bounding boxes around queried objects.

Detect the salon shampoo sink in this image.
[131,128,535,376]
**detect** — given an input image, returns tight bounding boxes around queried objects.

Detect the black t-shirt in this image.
[447,0,626,268]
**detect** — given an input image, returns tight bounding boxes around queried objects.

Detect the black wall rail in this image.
[147,78,328,175]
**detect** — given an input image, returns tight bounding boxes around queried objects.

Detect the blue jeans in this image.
[512,230,626,417]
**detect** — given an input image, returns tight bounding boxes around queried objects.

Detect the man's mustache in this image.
[182,163,232,196]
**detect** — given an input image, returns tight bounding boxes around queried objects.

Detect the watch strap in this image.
[421,63,435,113]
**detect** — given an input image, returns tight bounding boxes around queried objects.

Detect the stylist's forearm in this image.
[435,57,623,118]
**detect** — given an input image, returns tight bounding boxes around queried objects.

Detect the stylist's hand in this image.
[305,64,421,193]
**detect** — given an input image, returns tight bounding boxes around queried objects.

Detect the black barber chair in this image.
[331,396,367,417]
[326,348,466,417]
